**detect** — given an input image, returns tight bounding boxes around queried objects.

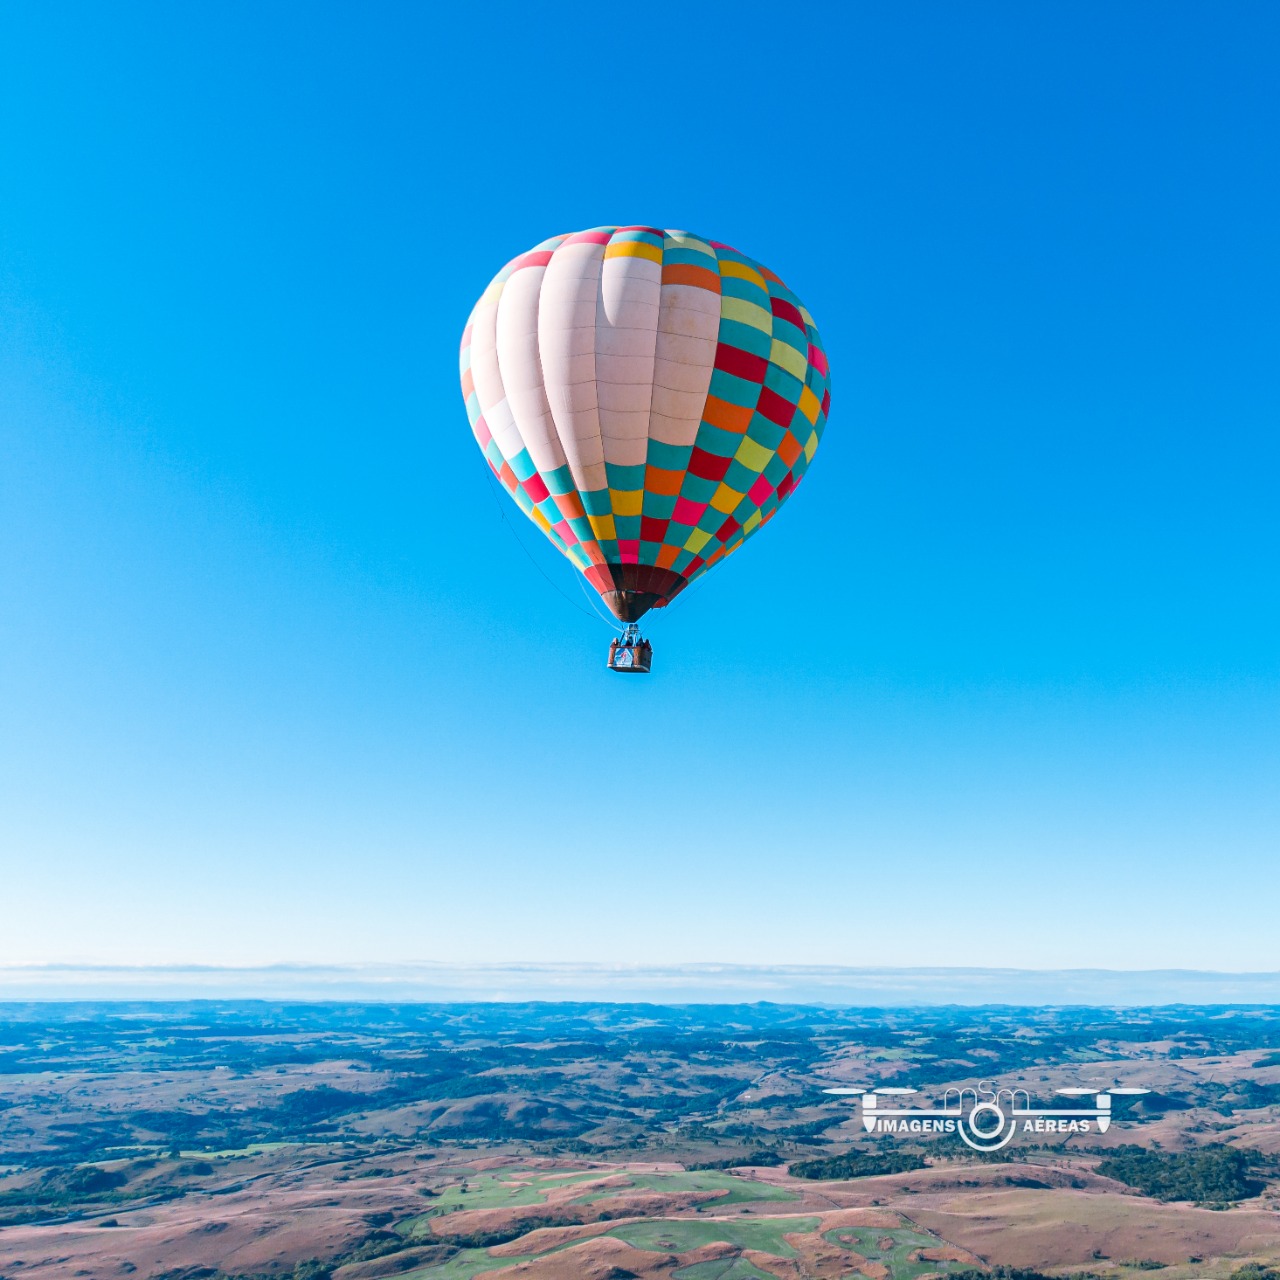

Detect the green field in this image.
[673,1259,779,1279]
[824,1224,968,1279]
[398,1247,534,1280]
[176,1142,300,1159]
[402,1168,607,1221]
[399,1166,797,1239]
[572,1169,798,1208]
[605,1215,820,1257]
[397,1215,823,1279]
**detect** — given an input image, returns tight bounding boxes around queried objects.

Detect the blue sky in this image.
[1,1,1277,973]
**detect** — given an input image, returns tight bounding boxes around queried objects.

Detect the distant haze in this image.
[2,963,1278,1006]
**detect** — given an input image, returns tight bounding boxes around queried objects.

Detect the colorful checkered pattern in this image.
[460,227,831,619]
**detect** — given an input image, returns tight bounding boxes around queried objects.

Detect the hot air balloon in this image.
[459,226,831,673]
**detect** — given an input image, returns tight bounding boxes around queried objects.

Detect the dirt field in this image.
[1,1150,1278,1280]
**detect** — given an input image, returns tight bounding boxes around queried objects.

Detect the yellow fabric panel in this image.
[588,513,617,541]
[798,384,821,424]
[743,509,763,533]
[684,527,712,553]
[604,239,663,264]
[710,482,744,514]
[532,507,553,533]
[664,231,716,258]
[771,339,808,382]
[719,259,768,290]
[610,488,643,516]
[803,429,819,462]
[734,436,773,472]
[721,296,773,334]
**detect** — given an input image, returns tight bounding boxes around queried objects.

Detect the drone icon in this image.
[823,1082,1151,1152]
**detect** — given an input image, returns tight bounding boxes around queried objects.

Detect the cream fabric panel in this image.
[494,262,565,476]
[596,254,661,469]
[648,282,720,447]
[537,242,607,494]
[467,294,524,466]
[469,234,722,484]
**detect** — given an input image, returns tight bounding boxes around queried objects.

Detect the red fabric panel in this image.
[757,385,795,427]
[687,447,732,481]
[714,344,768,384]
[640,515,669,543]
[770,297,805,331]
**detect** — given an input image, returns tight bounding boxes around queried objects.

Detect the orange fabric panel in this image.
[554,491,587,520]
[660,263,721,292]
[776,430,803,468]
[643,465,685,496]
[701,396,754,434]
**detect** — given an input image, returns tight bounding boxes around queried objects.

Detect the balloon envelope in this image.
[460,227,831,621]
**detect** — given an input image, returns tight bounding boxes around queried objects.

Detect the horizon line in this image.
[3,961,1280,1007]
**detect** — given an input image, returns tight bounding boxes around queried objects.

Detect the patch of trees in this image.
[8,1118,146,1166]
[153,1262,334,1280]
[0,1163,131,1224]
[1227,1080,1280,1109]
[646,1083,747,1123]
[949,1269,1105,1280]
[0,1162,124,1202]
[38,1164,128,1198]
[765,1118,835,1139]
[1095,1144,1271,1204]
[272,1086,370,1124]
[687,1151,785,1170]
[433,1212,588,1247]
[1229,1266,1280,1280]
[789,1149,926,1180]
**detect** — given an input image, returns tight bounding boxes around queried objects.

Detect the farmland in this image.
[1,1002,1279,1278]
